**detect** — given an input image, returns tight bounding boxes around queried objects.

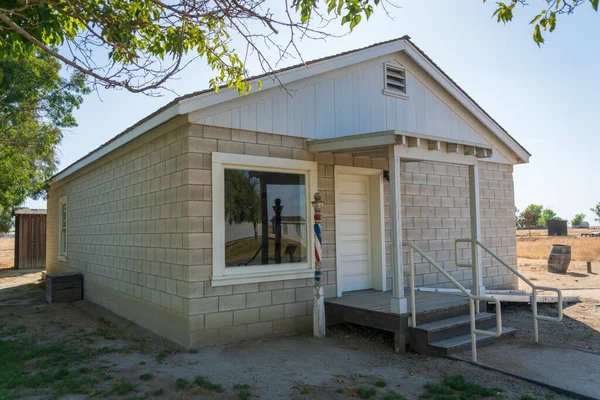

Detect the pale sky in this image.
[25,1,600,224]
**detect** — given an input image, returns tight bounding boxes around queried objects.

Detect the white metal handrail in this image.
[403,241,502,362]
[455,239,563,343]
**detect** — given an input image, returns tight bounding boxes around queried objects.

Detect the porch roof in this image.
[307,130,493,164]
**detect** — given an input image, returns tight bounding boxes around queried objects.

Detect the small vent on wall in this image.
[385,65,407,95]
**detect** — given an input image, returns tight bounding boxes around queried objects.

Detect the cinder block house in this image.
[46,37,532,351]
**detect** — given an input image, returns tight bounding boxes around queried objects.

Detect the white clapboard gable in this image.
[187,52,515,164]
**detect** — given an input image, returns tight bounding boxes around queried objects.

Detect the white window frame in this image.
[58,196,68,261]
[211,152,318,286]
[383,62,409,100]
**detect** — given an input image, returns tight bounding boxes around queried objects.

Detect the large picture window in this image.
[224,169,307,267]
[212,153,317,286]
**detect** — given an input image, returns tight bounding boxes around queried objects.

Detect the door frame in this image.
[334,165,386,297]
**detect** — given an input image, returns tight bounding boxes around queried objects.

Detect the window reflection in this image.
[224,169,307,267]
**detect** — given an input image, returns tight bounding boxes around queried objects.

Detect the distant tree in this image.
[540,208,559,226]
[224,170,261,240]
[591,203,600,224]
[524,204,544,226]
[525,204,544,215]
[0,207,11,234]
[0,51,88,211]
[518,209,541,236]
[571,213,586,227]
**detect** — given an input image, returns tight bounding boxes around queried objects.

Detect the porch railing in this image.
[403,241,502,362]
[455,239,563,343]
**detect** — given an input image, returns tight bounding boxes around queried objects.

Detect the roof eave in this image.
[50,102,182,184]
[403,40,531,163]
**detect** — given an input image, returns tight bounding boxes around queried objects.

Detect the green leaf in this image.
[529,14,542,25]
[533,24,545,45]
[591,0,599,11]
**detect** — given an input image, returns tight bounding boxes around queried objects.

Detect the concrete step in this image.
[428,327,517,355]
[410,312,497,349]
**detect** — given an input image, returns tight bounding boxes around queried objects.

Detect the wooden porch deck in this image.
[324,290,470,353]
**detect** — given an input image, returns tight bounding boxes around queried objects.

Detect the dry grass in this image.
[516,227,600,237]
[517,236,600,261]
[0,238,14,269]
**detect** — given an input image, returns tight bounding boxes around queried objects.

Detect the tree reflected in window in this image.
[224,169,307,267]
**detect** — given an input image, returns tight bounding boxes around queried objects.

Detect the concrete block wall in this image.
[47,116,195,346]
[185,124,384,347]
[395,161,517,291]
[47,119,518,349]
[479,161,518,289]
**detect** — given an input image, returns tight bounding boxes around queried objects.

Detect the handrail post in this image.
[466,238,563,344]
[409,245,416,327]
[473,244,480,314]
[532,289,539,342]
[470,298,477,363]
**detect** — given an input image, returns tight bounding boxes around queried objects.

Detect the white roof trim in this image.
[402,41,529,163]
[52,37,529,183]
[177,40,407,114]
[51,103,181,183]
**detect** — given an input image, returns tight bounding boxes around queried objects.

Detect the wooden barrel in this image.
[547,244,571,273]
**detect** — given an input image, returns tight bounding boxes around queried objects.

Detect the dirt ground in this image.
[0,237,14,269]
[503,258,600,353]
[1,270,570,400]
[450,259,600,398]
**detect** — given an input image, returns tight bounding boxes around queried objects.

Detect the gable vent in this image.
[385,65,407,95]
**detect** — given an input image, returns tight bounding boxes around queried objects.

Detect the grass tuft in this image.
[422,375,502,400]
[384,391,406,400]
[0,325,26,338]
[520,396,536,400]
[239,389,252,400]
[175,378,188,391]
[234,383,251,390]
[336,387,344,394]
[148,388,164,396]
[300,386,309,394]
[194,376,224,392]
[111,379,135,396]
[375,380,387,388]
[357,386,377,399]
[139,373,153,381]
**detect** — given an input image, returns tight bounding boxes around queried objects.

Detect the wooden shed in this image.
[12,208,47,269]
[547,219,568,237]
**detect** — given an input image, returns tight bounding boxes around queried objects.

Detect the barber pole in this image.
[312,192,325,338]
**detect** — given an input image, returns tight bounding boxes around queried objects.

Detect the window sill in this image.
[211,268,314,287]
[382,89,409,100]
[57,255,67,262]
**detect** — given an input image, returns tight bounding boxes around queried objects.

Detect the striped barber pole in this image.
[314,218,322,281]
[311,192,325,338]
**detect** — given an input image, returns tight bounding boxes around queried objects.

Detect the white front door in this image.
[337,173,372,292]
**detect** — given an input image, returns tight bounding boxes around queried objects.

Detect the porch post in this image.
[388,145,408,315]
[468,164,485,309]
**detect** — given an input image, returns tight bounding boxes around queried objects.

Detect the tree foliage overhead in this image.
[486,0,598,45]
[0,51,88,211]
[0,0,389,94]
[1,0,595,96]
